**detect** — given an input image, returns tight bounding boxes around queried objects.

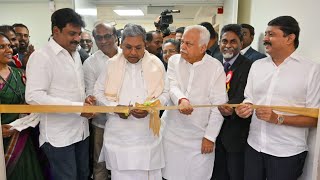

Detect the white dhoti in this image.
[111,169,162,180]
[162,133,215,180]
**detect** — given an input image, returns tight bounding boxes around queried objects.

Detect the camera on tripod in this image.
[155,9,180,37]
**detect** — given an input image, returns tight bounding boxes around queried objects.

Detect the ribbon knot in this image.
[135,99,162,136]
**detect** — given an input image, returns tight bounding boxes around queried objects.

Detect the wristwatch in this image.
[277,114,284,124]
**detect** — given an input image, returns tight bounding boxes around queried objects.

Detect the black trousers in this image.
[244,144,307,180]
[212,139,245,180]
[42,138,90,180]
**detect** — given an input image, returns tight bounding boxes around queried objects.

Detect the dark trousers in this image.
[41,138,90,180]
[244,144,307,180]
[212,139,245,180]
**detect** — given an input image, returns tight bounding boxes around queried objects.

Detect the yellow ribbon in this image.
[135,100,162,136]
[0,104,319,136]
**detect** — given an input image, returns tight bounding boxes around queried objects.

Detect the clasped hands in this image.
[116,105,149,119]
[235,103,278,123]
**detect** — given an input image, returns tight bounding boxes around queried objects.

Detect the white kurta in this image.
[94,56,165,172]
[83,49,121,128]
[162,54,228,180]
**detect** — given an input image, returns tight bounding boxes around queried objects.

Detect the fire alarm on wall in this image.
[217,7,223,14]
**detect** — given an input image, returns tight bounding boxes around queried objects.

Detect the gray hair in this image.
[92,23,116,37]
[121,23,146,44]
[184,25,210,47]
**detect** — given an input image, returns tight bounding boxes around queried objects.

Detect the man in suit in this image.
[212,24,252,180]
[240,24,266,61]
[200,22,223,61]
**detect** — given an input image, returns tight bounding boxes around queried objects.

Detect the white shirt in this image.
[240,45,251,55]
[223,53,239,66]
[163,53,227,143]
[94,54,165,170]
[244,51,320,157]
[83,49,120,128]
[26,38,89,147]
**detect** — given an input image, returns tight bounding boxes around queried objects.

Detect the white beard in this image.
[223,52,234,59]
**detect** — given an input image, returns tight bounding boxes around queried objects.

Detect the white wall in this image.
[221,0,239,28]
[248,0,320,62]
[237,0,251,24]
[0,1,74,49]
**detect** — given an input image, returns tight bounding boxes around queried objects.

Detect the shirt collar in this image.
[223,53,239,66]
[182,53,207,66]
[49,37,77,57]
[240,46,251,55]
[267,50,302,65]
[288,50,302,62]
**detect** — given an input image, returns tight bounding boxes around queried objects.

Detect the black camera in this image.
[155,9,180,37]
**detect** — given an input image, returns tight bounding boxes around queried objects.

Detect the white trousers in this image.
[111,169,162,180]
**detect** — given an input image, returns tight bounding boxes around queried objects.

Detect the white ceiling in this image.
[75,0,224,27]
[0,0,225,30]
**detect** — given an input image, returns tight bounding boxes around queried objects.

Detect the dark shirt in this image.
[206,42,223,61]
[78,48,89,64]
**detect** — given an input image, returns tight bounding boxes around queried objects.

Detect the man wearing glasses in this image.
[80,31,93,54]
[83,22,120,180]
[12,23,34,69]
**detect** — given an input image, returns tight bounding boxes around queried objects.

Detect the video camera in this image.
[155,9,180,37]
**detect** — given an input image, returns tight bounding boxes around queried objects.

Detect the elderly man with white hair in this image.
[161,25,227,180]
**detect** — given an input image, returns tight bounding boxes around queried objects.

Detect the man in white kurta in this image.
[94,24,166,180]
[162,25,227,180]
[83,23,121,180]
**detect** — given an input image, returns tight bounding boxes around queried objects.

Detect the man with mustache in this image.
[161,25,227,180]
[240,24,266,61]
[25,8,95,180]
[94,23,166,180]
[211,24,252,180]
[235,16,320,180]
[146,30,163,59]
[80,31,93,54]
[0,25,22,68]
[83,23,120,180]
[12,23,34,69]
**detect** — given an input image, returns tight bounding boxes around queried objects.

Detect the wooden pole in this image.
[0,114,7,180]
[311,109,320,180]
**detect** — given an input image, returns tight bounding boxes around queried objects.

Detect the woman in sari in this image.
[0,32,44,180]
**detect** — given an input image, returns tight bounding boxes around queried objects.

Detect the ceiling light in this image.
[113,10,144,16]
[76,8,97,16]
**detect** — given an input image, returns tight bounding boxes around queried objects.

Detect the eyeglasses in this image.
[16,33,30,39]
[163,49,176,54]
[95,34,114,41]
[80,39,92,44]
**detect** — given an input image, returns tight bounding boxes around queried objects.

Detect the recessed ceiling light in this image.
[113,10,144,16]
[76,8,97,16]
